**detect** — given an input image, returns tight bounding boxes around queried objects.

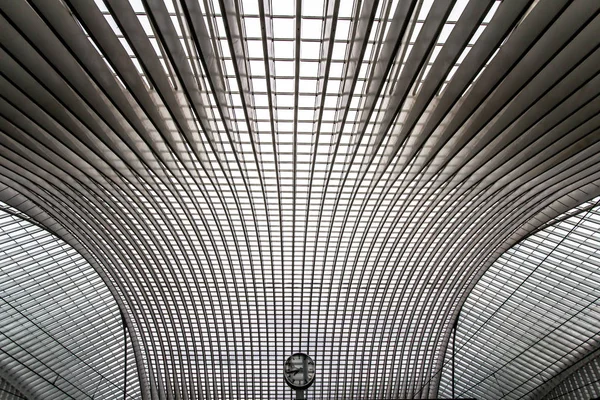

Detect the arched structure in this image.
[438,196,600,399]
[0,204,141,399]
[1,0,599,398]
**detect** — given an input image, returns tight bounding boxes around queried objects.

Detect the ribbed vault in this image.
[0,204,140,399]
[438,196,600,399]
[1,0,600,398]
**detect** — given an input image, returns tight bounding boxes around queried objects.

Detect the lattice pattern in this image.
[439,197,600,399]
[542,355,600,400]
[1,0,600,398]
[0,206,140,399]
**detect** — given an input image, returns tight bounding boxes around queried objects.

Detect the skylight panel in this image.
[409,23,423,43]
[252,77,267,92]
[242,0,260,15]
[249,60,266,76]
[300,61,319,77]
[338,0,354,18]
[274,41,294,59]
[246,40,263,58]
[335,19,352,41]
[272,0,295,16]
[301,19,323,40]
[244,17,262,38]
[437,1,501,95]
[437,24,454,44]
[93,0,108,12]
[275,60,295,77]
[448,0,469,22]
[272,18,295,39]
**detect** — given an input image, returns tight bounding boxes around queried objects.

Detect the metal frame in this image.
[1,0,600,398]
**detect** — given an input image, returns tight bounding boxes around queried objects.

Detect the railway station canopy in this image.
[1,0,599,398]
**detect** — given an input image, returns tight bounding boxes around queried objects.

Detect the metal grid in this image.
[541,354,600,400]
[1,0,600,398]
[0,205,140,399]
[438,197,600,400]
[0,376,25,400]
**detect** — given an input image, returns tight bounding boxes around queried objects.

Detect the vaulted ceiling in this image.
[1,0,599,398]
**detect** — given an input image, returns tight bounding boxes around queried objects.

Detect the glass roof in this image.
[0,204,140,399]
[438,197,600,399]
[0,0,600,398]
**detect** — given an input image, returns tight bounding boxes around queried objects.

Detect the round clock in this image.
[283,353,316,390]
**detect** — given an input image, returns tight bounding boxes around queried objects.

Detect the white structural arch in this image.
[1,0,600,398]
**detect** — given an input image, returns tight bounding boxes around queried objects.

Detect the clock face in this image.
[283,353,316,390]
